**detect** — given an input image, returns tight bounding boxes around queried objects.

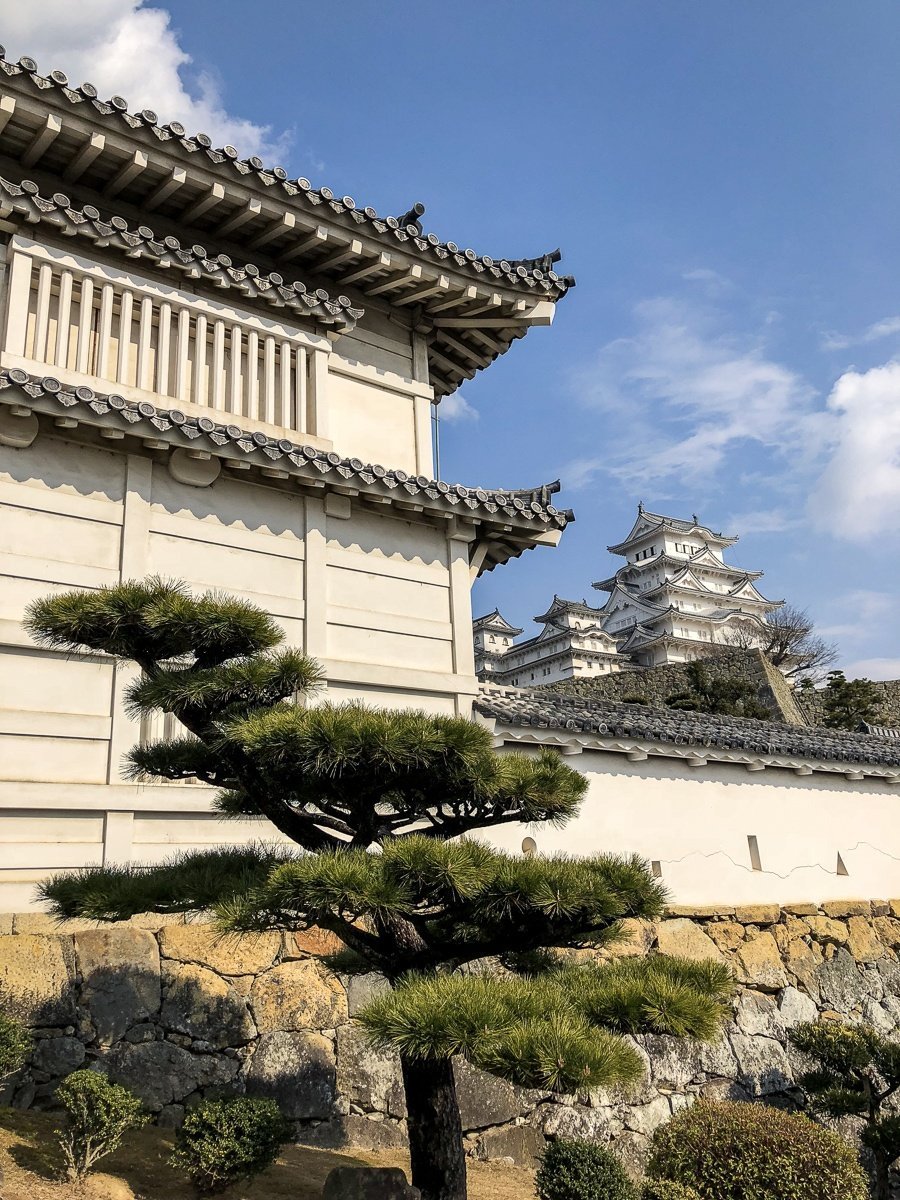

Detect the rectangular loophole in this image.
[747,835,762,872]
[651,860,662,878]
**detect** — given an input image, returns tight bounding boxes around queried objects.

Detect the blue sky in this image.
[6,1,900,675]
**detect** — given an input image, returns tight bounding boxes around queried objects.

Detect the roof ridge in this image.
[0,50,574,296]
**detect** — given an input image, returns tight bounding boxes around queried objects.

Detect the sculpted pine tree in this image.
[29,580,731,1200]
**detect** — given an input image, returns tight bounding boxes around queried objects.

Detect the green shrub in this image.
[641,1182,701,1200]
[170,1096,291,1193]
[536,1138,636,1200]
[647,1099,868,1200]
[0,1005,30,1077]
[56,1069,147,1180]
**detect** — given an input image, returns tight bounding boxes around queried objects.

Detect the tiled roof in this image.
[0,370,573,572]
[475,683,900,769]
[0,175,361,332]
[0,51,573,301]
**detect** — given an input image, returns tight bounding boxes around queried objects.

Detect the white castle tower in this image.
[592,505,782,667]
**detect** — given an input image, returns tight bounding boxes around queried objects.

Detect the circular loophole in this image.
[522,837,537,857]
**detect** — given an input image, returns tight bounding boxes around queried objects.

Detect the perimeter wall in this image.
[2,900,898,1170]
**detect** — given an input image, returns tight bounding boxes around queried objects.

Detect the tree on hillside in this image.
[28,579,731,1200]
[665,662,770,720]
[821,670,882,731]
[728,605,837,680]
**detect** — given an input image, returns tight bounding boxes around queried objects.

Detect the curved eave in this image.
[0,369,572,575]
[0,54,574,397]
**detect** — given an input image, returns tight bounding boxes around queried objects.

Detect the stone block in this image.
[244,1030,336,1120]
[782,903,819,917]
[871,900,890,917]
[323,1166,419,1200]
[336,1023,405,1118]
[0,934,76,1024]
[107,1040,239,1111]
[31,1035,85,1077]
[251,960,347,1032]
[817,949,870,1013]
[622,1095,671,1136]
[730,1033,793,1096]
[607,918,656,957]
[821,900,871,919]
[298,1114,408,1152]
[161,962,256,1048]
[777,986,819,1028]
[476,1123,545,1167]
[735,991,783,1038]
[666,905,731,919]
[287,927,346,959]
[734,905,781,926]
[890,900,900,920]
[0,915,13,935]
[656,919,724,963]
[10,913,96,934]
[707,921,745,952]
[783,937,823,997]
[453,1057,528,1131]
[846,917,884,962]
[803,916,849,946]
[159,924,281,976]
[732,933,788,991]
[873,917,900,948]
[76,928,160,1043]
[347,972,390,1016]
[541,1102,624,1141]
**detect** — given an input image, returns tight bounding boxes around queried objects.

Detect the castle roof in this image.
[532,595,607,623]
[0,51,573,397]
[475,683,900,772]
[473,610,523,635]
[607,506,738,555]
[1,368,572,575]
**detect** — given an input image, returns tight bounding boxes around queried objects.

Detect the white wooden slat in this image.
[157,301,172,395]
[246,329,259,422]
[75,276,94,373]
[295,345,308,435]
[96,283,115,377]
[136,296,154,390]
[54,268,74,368]
[116,288,134,384]
[3,252,33,357]
[229,324,243,415]
[174,307,190,400]
[263,335,276,425]
[193,313,208,406]
[33,262,53,363]
[280,339,292,428]
[211,320,226,410]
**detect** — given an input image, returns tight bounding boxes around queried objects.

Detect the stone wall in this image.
[799,678,900,730]
[1,902,899,1170]
[545,649,808,726]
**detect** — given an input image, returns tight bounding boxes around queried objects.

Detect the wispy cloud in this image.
[844,657,900,681]
[565,294,825,491]
[722,508,799,535]
[439,393,479,423]
[2,1,293,162]
[821,316,900,352]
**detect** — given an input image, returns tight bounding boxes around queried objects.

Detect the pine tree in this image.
[28,579,731,1200]
[821,670,882,730]
[789,1020,900,1200]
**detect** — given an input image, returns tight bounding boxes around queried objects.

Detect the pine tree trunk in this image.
[873,1154,891,1200]
[401,1054,467,1200]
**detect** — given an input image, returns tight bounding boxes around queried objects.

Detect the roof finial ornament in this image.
[692,512,699,525]
[395,202,425,233]
[638,499,644,512]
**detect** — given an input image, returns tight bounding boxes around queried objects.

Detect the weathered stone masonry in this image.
[1,901,899,1168]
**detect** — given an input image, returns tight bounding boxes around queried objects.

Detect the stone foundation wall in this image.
[545,649,808,727]
[1,900,899,1169]
[799,678,900,730]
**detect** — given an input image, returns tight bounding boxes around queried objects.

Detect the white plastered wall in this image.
[479,741,900,905]
[0,431,476,908]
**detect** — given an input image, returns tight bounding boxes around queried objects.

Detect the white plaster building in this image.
[0,51,574,908]
[474,597,624,686]
[476,506,782,682]
[593,505,782,667]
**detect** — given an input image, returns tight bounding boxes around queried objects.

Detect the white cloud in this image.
[566,296,824,490]
[1,1,292,161]
[809,361,900,540]
[821,315,900,351]
[438,393,478,423]
[722,508,798,535]
[844,657,900,681]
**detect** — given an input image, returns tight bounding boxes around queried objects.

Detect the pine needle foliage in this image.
[30,580,732,1200]
[789,1019,900,1200]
